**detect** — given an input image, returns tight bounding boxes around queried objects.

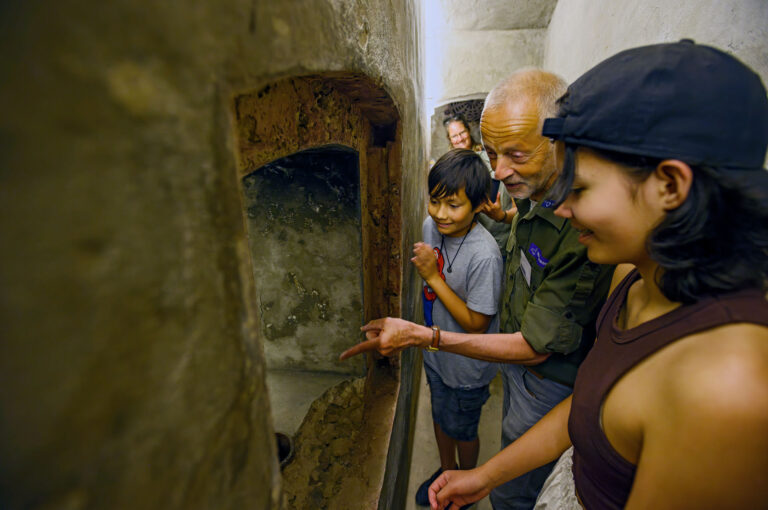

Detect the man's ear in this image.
[654,160,693,211]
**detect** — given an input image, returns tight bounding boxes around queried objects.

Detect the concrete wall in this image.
[243,149,366,376]
[544,0,768,84]
[0,0,425,509]
[429,29,546,105]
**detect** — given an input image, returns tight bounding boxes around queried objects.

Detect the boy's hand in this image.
[428,468,491,510]
[411,242,438,281]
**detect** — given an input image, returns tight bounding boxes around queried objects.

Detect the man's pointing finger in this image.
[338,337,379,360]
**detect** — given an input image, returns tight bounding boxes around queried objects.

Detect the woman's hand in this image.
[411,242,439,281]
[428,468,492,510]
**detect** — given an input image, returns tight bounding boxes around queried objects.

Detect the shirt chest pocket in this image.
[518,245,547,292]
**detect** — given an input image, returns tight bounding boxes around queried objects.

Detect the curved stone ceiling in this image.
[438,0,558,30]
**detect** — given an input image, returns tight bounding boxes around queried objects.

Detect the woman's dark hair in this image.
[548,146,768,303]
[429,148,491,210]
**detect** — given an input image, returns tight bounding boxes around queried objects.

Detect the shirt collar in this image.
[516,198,568,231]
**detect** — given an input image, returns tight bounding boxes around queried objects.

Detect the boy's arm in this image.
[412,242,491,333]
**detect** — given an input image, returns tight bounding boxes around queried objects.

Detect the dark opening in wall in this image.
[242,146,365,378]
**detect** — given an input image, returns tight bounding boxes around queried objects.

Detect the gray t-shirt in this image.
[421,217,503,389]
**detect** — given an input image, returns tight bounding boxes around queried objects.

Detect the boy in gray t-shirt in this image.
[412,148,504,507]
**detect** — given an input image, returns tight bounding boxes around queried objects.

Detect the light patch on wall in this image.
[422,0,445,124]
[105,61,184,117]
[272,16,291,37]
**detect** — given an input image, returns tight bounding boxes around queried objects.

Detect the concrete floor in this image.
[405,365,503,510]
[266,365,503,510]
[266,369,354,436]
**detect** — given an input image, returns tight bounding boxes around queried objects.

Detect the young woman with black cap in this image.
[428,40,768,510]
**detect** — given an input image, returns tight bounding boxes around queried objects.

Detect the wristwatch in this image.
[427,325,440,351]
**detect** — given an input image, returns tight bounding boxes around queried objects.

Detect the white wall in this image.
[544,0,768,84]
[433,29,545,105]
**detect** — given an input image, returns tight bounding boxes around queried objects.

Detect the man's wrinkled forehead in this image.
[480,101,542,147]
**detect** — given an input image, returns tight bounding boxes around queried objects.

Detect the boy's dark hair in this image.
[548,147,768,304]
[429,148,491,210]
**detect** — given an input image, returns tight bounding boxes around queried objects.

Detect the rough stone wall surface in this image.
[0,0,425,509]
[242,150,366,376]
[439,0,558,31]
[544,0,768,84]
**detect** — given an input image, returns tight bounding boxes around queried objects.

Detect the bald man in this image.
[341,69,613,509]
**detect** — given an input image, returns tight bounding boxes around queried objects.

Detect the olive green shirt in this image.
[500,199,614,386]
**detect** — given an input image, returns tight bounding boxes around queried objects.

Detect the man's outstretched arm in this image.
[339,317,549,364]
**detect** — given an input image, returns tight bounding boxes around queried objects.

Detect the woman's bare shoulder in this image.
[628,322,768,509]
[663,323,768,417]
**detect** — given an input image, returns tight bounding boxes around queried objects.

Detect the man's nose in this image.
[494,157,516,180]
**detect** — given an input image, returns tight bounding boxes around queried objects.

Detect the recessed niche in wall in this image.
[242,146,365,378]
[234,74,406,507]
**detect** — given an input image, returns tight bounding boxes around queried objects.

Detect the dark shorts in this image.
[424,363,491,441]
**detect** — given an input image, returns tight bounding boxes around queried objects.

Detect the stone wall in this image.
[429,29,546,106]
[544,0,768,84]
[0,0,425,509]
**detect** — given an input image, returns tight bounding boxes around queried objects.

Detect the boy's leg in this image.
[418,364,458,506]
[433,421,458,471]
[443,384,491,471]
[456,437,480,470]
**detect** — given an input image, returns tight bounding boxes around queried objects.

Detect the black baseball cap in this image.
[542,40,768,170]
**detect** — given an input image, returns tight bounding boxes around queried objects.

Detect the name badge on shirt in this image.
[519,248,532,287]
[528,243,549,268]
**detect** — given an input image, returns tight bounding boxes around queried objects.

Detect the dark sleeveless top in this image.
[568,270,768,509]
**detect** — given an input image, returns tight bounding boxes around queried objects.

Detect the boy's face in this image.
[428,187,480,237]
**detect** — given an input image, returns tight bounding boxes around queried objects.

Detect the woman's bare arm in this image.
[429,395,573,509]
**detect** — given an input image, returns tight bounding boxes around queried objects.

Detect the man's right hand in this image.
[338,317,428,360]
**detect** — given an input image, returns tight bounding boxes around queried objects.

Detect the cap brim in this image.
[542,117,564,139]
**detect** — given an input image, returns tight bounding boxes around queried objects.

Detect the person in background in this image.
[429,40,768,510]
[444,114,482,152]
[412,148,504,508]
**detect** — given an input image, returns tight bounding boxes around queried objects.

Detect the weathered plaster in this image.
[0,0,425,508]
[544,0,768,84]
[427,28,545,108]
